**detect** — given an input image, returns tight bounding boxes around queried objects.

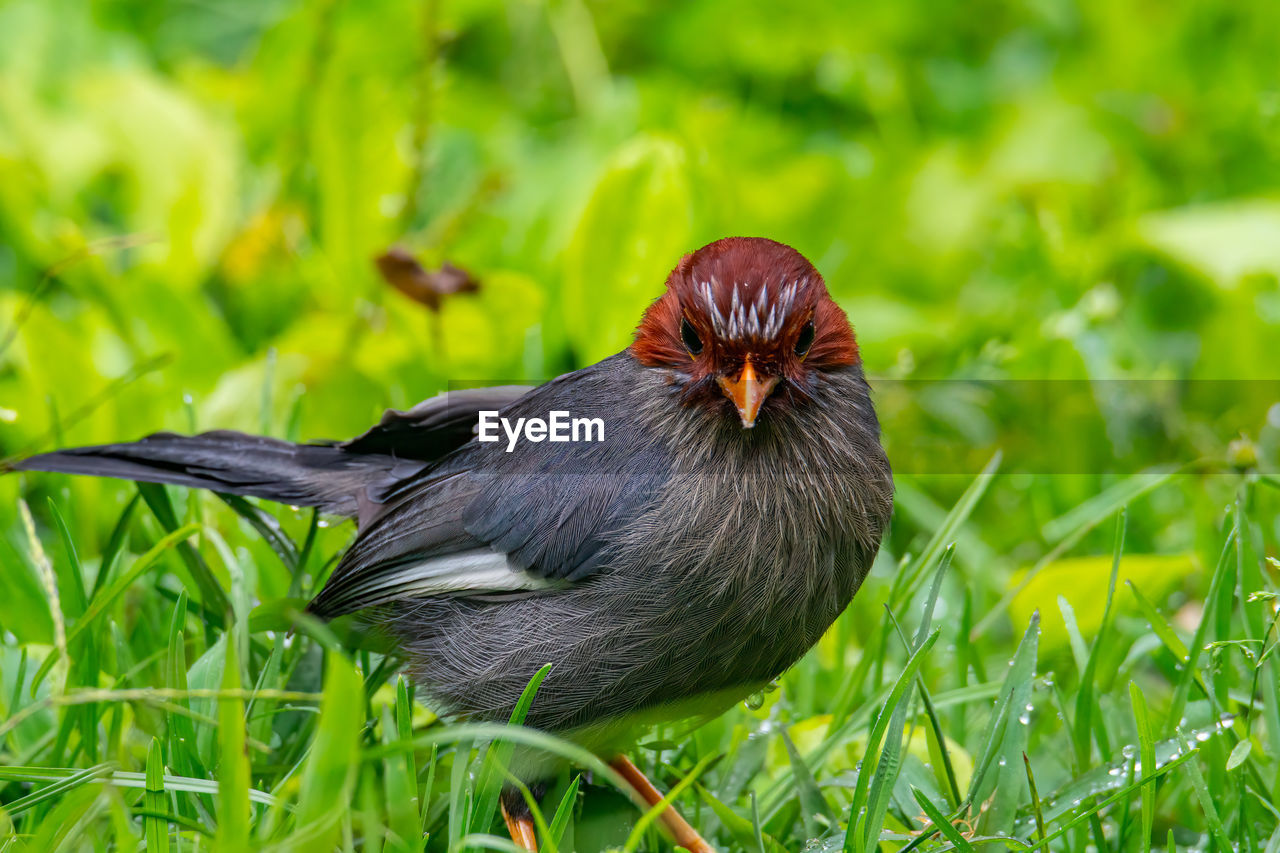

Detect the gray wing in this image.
[342,385,535,460]
[309,355,673,617]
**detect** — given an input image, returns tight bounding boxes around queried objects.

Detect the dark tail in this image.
[9,431,421,519]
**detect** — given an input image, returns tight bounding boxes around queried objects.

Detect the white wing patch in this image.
[333,548,556,610]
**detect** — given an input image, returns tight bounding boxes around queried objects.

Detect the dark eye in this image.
[795,320,815,357]
[680,318,703,355]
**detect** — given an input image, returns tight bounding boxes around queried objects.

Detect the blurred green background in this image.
[3,0,1280,849]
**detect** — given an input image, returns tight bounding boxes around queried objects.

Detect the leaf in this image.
[375,248,479,311]
[1010,552,1193,654]
[563,134,693,362]
[1138,199,1280,287]
[293,654,363,852]
[1226,739,1252,772]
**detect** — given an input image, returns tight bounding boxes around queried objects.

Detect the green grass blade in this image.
[294,654,363,851]
[1166,524,1237,735]
[540,774,581,853]
[217,493,300,572]
[842,628,940,852]
[1173,729,1232,851]
[32,523,201,693]
[968,612,1040,834]
[891,453,1000,609]
[1072,509,1125,768]
[216,628,250,850]
[696,785,786,853]
[91,492,140,599]
[46,497,88,616]
[976,467,1175,638]
[909,787,974,852]
[1129,683,1155,853]
[781,727,834,836]
[620,752,717,853]
[470,663,553,836]
[137,482,230,620]
[146,737,170,853]
[1023,752,1046,845]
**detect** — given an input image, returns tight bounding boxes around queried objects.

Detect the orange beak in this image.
[716,361,780,428]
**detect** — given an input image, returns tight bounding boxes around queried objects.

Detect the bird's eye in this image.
[680,318,703,355]
[795,320,816,358]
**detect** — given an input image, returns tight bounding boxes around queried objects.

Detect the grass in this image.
[3,456,1279,851]
[4,0,1280,848]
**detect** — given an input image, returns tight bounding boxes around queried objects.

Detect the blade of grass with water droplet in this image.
[1073,510,1125,768]
[969,612,1039,835]
[781,727,833,837]
[1173,729,1232,851]
[218,493,300,572]
[1129,682,1155,853]
[909,787,973,852]
[695,785,786,853]
[1167,524,1237,736]
[842,628,940,852]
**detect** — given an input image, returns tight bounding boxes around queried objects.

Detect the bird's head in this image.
[631,237,859,428]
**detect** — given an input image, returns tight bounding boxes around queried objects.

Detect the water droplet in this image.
[743,691,765,710]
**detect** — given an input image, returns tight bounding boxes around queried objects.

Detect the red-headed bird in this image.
[15,237,893,851]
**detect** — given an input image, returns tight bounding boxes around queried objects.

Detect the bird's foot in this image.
[610,754,717,853]
[501,798,539,852]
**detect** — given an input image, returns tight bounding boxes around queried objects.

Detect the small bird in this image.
[14,237,893,851]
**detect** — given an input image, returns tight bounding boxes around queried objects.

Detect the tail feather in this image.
[10,431,420,518]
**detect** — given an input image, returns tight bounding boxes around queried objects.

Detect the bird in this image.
[12,236,894,851]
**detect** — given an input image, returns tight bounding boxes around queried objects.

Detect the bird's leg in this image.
[500,797,539,852]
[609,755,717,853]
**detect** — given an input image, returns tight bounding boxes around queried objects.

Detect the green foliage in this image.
[3,0,1280,850]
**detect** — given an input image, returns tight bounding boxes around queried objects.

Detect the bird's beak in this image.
[716,361,780,428]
